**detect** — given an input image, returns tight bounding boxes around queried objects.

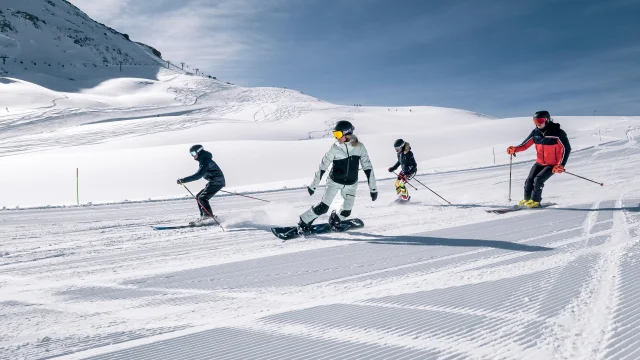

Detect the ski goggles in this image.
[533,117,547,125]
[333,130,345,139]
[190,151,198,156]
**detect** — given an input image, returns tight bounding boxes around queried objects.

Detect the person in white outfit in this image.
[298,120,378,233]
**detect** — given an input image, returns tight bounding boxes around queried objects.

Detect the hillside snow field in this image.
[1,69,638,208]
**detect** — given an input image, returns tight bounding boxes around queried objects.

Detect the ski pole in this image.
[565,171,604,186]
[219,190,270,203]
[411,177,452,205]
[508,153,516,201]
[179,181,225,230]
[393,171,418,190]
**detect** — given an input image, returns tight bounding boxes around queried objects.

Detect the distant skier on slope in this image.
[298,120,378,233]
[507,111,571,208]
[177,145,226,225]
[388,139,417,201]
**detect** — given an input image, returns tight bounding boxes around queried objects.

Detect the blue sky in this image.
[70,0,640,117]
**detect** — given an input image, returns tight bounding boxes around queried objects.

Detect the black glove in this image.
[388,167,394,173]
[307,187,315,196]
[177,179,183,185]
[370,191,378,201]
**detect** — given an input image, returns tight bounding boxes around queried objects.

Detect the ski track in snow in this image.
[1,141,640,359]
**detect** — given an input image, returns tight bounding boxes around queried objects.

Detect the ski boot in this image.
[189,217,206,227]
[517,199,529,207]
[297,218,314,235]
[395,180,410,202]
[329,210,342,231]
[525,200,540,208]
[189,215,218,227]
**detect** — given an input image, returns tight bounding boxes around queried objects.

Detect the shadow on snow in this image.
[321,231,553,252]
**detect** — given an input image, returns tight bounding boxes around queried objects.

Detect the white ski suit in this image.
[300,137,377,224]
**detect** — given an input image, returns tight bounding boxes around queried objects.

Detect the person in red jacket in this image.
[507,111,571,208]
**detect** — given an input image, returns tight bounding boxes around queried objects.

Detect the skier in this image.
[298,120,378,233]
[388,139,417,201]
[507,111,571,208]
[177,145,226,225]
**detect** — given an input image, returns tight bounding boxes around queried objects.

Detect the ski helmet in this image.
[393,139,405,150]
[332,120,354,139]
[189,144,203,156]
[533,110,550,125]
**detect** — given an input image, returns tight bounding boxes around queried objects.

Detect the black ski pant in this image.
[196,181,224,217]
[524,163,554,202]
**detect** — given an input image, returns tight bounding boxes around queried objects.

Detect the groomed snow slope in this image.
[1,138,639,360]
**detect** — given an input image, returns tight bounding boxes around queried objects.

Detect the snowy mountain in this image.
[0,0,162,77]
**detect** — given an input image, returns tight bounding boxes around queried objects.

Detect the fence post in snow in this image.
[76,168,79,206]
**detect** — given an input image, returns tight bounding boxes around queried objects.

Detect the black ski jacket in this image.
[389,143,417,176]
[180,150,226,185]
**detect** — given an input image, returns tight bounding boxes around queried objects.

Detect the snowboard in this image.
[271,218,365,241]
[486,202,557,214]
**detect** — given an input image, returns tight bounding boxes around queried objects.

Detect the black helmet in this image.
[333,120,354,136]
[393,139,405,149]
[534,110,550,121]
[189,144,203,156]
[533,110,551,126]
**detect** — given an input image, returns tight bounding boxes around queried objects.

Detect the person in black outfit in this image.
[177,145,225,224]
[388,139,417,200]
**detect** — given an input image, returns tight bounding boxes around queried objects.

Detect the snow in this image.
[3,59,640,360]
[1,123,640,359]
[1,79,633,208]
[2,1,640,358]
[3,68,640,360]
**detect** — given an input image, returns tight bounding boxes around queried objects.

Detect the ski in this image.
[153,222,218,230]
[271,218,365,241]
[393,197,412,204]
[486,202,557,214]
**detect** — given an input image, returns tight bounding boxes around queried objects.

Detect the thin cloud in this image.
[68,0,130,21]
[68,0,287,82]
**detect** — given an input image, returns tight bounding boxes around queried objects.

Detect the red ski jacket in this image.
[514,122,571,166]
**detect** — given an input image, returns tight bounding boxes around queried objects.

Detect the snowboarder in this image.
[298,120,378,233]
[388,139,417,201]
[177,145,226,225]
[507,111,571,208]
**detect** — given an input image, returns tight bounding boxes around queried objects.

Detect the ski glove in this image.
[307,187,315,196]
[552,165,565,174]
[388,167,394,172]
[370,191,378,201]
[177,179,184,185]
[507,146,516,155]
